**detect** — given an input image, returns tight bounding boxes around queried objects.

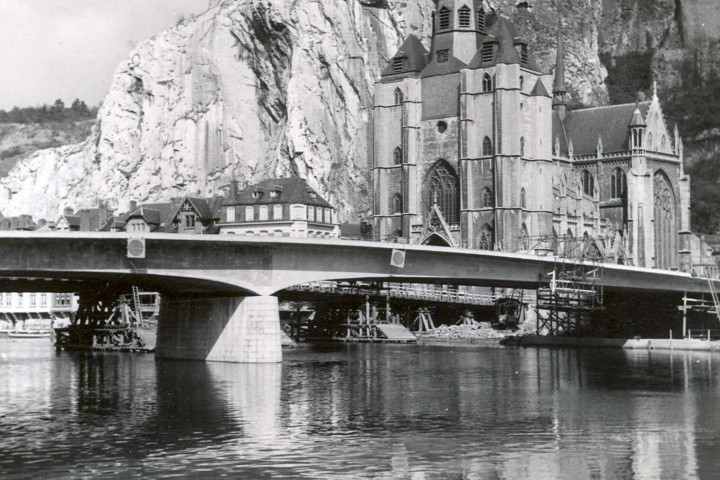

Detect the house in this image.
[0,215,36,231]
[218,178,340,238]
[169,197,223,234]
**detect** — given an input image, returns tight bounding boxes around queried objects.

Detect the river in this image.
[0,338,719,479]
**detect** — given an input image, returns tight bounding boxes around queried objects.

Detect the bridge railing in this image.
[687,329,720,341]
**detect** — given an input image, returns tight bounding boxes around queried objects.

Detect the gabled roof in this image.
[223,177,333,208]
[125,202,176,232]
[554,102,651,156]
[380,35,428,79]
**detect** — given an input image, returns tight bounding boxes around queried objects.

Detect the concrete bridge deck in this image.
[0,232,714,363]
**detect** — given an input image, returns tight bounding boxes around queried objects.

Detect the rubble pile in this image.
[418,323,519,340]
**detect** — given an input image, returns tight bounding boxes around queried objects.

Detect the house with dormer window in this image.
[219,177,339,238]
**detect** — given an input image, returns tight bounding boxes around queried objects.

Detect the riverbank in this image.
[510,335,720,352]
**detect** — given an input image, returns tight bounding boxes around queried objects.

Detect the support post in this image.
[683,293,687,339]
[156,296,282,363]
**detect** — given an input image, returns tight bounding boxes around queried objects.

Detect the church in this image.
[371,0,694,272]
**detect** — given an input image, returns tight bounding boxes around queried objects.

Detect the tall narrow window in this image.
[519,75,524,91]
[394,88,403,105]
[582,170,594,197]
[226,207,235,223]
[259,205,268,221]
[483,136,492,156]
[428,160,460,224]
[393,194,402,214]
[273,204,282,220]
[245,206,254,222]
[521,188,527,209]
[521,45,528,65]
[458,6,471,28]
[477,8,486,33]
[184,213,196,228]
[482,73,492,92]
[482,187,492,208]
[520,137,525,157]
[647,133,653,150]
[611,168,626,199]
[394,147,402,165]
[439,7,450,30]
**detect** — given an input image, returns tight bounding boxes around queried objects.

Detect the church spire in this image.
[552,26,568,120]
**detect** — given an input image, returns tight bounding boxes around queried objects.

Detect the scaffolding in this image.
[535,235,605,336]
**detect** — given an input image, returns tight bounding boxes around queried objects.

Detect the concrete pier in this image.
[156,296,282,363]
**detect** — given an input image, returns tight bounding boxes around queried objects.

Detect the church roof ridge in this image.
[570,101,651,113]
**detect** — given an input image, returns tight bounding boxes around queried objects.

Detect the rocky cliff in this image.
[1,0,718,225]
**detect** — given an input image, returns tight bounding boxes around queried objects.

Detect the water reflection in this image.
[1,340,720,478]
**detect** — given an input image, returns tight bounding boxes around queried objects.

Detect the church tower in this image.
[430,0,486,64]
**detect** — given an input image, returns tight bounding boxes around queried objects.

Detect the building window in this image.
[394,88,403,105]
[458,5,471,28]
[582,170,594,197]
[393,194,402,214]
[273,204,282,220]
[482,73,492,92]
[477,8,485,33]
[519,75,524,91]
[436,49,449,64]
[270,190,280,198]
[29,293,36,307]
[259,206,268,221]
[428,159,459,224]
[521,188,527,209]
[308,206,315,222]
[245,206,254,222]
[482,187,492,208]
[184,213,196,228]
[393,58,403,74]
[611,168,626,199]
[482,44,493,64]
[483,136,492,156]
[661,135,666,150]
[521,45,528,65]
[226,207,235,223]
[316,207,323,222]
[291,205,305,220]
[647,133,653,150]
[325,209,331,223]
[520,137,525,157]
[477,224,493,250]
[40,294,47,307]
[394,147,402,165]
[439,7,450,30]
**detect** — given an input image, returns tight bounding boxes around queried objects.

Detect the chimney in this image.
[129,200,138,212]
[229,181,239,200]
[63,207,73,217]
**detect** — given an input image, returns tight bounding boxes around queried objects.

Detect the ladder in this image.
[131,286,143,326]
[705,268,720,324]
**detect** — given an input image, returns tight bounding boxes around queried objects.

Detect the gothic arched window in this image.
[582,170,594,197]
[520,188,527,209]
[393,194,402,214]
[610,167,626,199]
[393,147,402,165]
[439,7,450,30]
[477,8,486,33]
[519,75,524,91]
[520,137,525,157]
[458,5,470,28]
[483,136,492,156]
[483,73,492,92]
[427,159,459,224]
[477,224,493,250]
[482,187,492,208]
[394,88,403,105]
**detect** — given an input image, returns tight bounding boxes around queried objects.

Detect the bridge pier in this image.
[156,296,282,363]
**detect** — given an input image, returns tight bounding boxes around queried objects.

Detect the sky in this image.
[0,0,210,110]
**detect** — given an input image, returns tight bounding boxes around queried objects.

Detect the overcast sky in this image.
[0,0,209,110]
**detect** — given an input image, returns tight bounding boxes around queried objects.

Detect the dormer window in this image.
[392,58,403,74]
[252,191,262,199]
[482,43,494,63]
[439,7,450,30]
[458,6,470,28]
[436,49,449,63]
[309,192,317,199]
[270,190,280,198]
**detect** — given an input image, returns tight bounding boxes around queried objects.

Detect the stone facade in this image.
[372,1,693,271]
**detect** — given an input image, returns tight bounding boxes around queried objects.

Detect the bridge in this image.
[0,232,715,363]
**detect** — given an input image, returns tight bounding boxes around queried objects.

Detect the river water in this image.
[1,338,719,479]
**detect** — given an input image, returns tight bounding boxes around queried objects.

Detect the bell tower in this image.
[431,0,485,64]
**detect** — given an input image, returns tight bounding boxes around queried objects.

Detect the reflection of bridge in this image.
[0,232,716,363]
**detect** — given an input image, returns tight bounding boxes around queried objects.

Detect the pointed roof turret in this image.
[553,32,567,94]
[494,17,521,64]
[629,106,646,127]
[531,78,550,97]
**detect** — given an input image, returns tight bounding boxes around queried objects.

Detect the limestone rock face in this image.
[0,0,716,221]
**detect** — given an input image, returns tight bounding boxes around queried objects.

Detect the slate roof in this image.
[467,16,541,72]
[553,36,567,93]
[531,78,550,97]
[554,102,651,156]
[380,35,429,80]
[419,55,467,78]
[125,202,177,232]
[223,177,332,208]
